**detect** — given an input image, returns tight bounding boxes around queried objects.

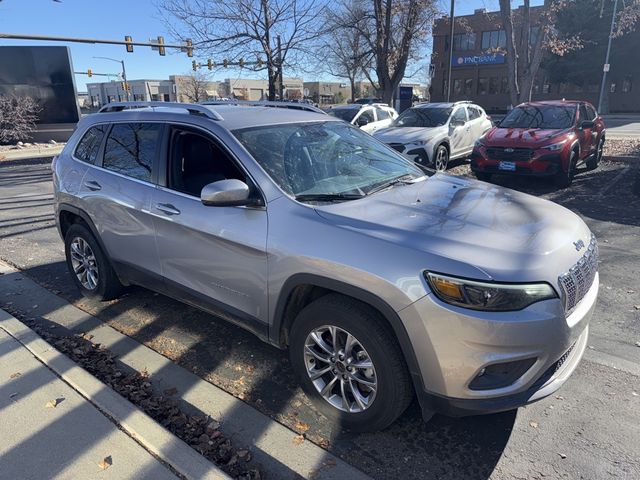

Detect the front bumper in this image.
[387,142,432,165]
[471,148,564,176]
[399,272,598,418]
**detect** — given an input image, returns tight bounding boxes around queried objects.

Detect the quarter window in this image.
[103,123,162,182]
[74,125,107,164]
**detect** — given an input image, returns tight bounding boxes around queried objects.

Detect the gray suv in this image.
[53,101,598,431]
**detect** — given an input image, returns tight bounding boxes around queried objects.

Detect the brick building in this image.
[430,7,639,113]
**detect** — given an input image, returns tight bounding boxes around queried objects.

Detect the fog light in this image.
[469,358,536,390]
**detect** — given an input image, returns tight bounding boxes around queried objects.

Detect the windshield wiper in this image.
[366,174,423,195]
[294,193,365,203]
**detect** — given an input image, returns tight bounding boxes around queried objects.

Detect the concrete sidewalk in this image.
[0,321,179,479]
[0,309,230,480]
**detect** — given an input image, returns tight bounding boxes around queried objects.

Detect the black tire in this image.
[555,149,577,188]
[432,145,449,172]
[289,293,413,432]
[475,172,492,182]
[64,223,123,301]
[586,138,604,171]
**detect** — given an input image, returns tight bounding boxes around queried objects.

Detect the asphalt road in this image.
[1,157,639,479]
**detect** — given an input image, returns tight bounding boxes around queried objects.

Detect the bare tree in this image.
[0,95,41,144]
[157,0,322,101]
[320,9,372,102]
[179,71,211,103]
[335,0,438,104]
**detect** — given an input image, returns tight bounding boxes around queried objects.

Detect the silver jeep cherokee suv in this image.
[53,101,598,431]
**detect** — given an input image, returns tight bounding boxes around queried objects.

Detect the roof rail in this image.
[202,100,326,115]
[98,101,223,121]
[453,100,473,104]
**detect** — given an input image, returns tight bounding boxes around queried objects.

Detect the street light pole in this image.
[93,56,130,101]
[597,0,618,114]
[446,0,455,102]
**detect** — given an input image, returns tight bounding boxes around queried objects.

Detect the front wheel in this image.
[555,150,577,188]
[289,294,413,431]
[586,138,604,171]
[432,145,449,172]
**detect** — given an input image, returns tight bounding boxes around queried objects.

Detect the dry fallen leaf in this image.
[45,399,58,409]
[98,456,112,470]
[9,372,21,379]
[529,421,538,428]
[292,434,305,446]
[559,453,567,459]
[295,421,311,434]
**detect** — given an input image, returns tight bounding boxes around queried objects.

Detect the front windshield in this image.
[328,108,359,123]
[393,107,452,128]
[500,105,576,129]
[233,121,423,199]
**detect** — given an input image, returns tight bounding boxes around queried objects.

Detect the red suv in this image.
[471,100,605,187]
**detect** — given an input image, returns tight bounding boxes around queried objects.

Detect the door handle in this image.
[84,180,101,191]
[155,203,181,216]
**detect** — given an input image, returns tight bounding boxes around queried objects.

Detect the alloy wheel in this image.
[434,147,448,171]
[304,325,377,413]
[69,237,99,290]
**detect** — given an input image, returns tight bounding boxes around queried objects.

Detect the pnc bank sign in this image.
[452,53,506,67]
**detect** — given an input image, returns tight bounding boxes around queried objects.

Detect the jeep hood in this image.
[484,127,573,147]
[374,126,442,144]
[313,174,591,284]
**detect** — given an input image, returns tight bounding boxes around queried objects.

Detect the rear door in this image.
[150,124,268,329]
[79,122,163,281]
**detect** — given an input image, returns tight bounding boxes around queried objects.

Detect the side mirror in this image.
[580,120,595,130]
[356,116,370,127]
[201,179,252,207]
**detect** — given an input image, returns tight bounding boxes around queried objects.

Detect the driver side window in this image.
[357,109,375,124]
[451,108,467,123]
[168,127,245,197]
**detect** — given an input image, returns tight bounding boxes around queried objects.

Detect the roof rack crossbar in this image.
[98,101,223,121]
[202,100,325,114]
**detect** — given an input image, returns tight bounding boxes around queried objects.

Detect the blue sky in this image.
[0,0,541,92]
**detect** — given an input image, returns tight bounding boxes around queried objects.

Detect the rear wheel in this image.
[433,145,449,172]
[555,149,577,188]
[64,223,123,301]
[289,294,413,431]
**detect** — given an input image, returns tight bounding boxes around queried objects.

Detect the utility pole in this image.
[597,0,618,114]
[94,56,130,101]
[446,0,455,102]
[276,35,284,100]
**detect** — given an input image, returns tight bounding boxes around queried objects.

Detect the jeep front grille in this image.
[558,234,598,314]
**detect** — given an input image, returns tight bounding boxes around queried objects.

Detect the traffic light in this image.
[87,68,92,78]
[186,39,193,57]
[223,59,228,68]
[125,35,133,53]
[238,58,244,68]
[192,60,197,71]
[207,59,213,70]
[121,81,126,90]
[157,36,165,56]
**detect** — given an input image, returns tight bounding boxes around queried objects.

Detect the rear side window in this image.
[468,107,481,120]
[74,125,107,164]
[103,123,163,182]
[376,108,391,120]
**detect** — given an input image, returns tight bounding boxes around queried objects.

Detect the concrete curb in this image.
[0,309,231,480]
[0,260,373,480]
[0,145,64,162]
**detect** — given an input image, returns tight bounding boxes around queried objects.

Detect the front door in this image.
[578,103,594,159]
[151,125,268,327]
[449,106,469,157]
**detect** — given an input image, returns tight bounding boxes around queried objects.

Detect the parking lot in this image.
[1,150,639,479]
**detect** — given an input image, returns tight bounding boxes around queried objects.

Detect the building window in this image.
[622,75,633,93]
[530,26,540,46]
[134,94,145,101]
[481,30,506,49]
[610,82,616,93]
[500,77,508,94]
[489,77,498,94]
[453,33,476,51]
[542,81,551,94]
[559,82,572,93]
[478,78,488,95]
[454,79,463,95]
[464,79,474,95]
[443,78,448,95]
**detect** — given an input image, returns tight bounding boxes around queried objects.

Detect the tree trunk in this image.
[349,77,356,103]
[499,0,520,107]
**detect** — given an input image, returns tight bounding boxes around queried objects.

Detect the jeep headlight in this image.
[425,272,557,311]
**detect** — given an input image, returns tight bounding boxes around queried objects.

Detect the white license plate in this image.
[499,161,516,171]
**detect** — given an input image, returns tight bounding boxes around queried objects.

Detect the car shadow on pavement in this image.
[2,261,518,480]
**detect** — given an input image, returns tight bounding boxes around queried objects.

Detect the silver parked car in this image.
[374,101,493,171]
[53,101,598,431]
